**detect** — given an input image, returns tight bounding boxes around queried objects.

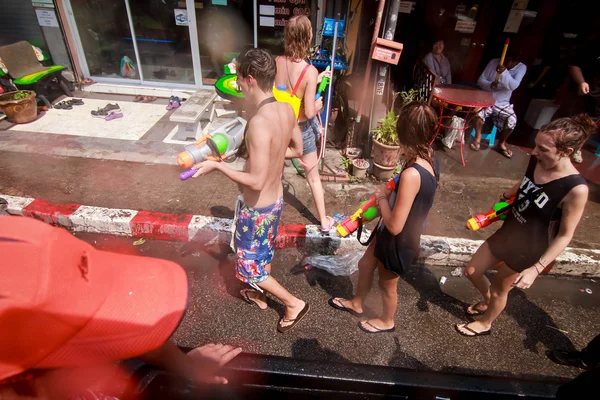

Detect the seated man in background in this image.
[0,217,242,399]
[471,47,527,158]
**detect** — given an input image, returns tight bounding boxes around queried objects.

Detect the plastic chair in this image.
[470,124,497,146]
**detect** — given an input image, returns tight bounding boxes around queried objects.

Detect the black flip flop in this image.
[240,289,267,310]
[469,142,481,151]
[277,303,310,333]
[70,98,84,105]
[328,297,364,317]
[455,323,491,337]
[465,302,487,317]
[493,146,513,159]
[358,320,396,334]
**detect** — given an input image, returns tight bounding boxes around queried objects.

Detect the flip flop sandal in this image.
[321,216,335,233]
[358,320,396,334]
[465,302,487,317]
[240,289,267,310]
[54,101,72,110]
[494,146,513,159]
[277,303,310,333]
[328,298,363,317]
[133,95,144,102]
[455,323,491,337]
[470,142,481,151]
[142,96,157,103]
[70,98,84,105]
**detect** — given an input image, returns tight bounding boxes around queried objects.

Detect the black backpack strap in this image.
[357,218,380,246]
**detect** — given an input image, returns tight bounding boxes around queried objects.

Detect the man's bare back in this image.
[243,101,301,208]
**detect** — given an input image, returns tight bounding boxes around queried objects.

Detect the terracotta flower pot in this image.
[371,139,402,168]
[372,162,396,181]
[0,90,37,124]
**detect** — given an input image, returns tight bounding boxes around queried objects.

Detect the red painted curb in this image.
[130,211,194,242]
[22,199,80,225]
[276,224,306,249]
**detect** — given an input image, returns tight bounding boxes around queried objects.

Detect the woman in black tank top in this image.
[329,102,440,333]
[456,115,596,337]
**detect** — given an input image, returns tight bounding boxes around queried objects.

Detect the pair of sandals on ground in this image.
[470,140,513,159]
[133,95,157,103]
[53,98,84,110]
[330,297,492,336]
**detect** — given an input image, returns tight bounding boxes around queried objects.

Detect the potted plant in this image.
[0,90,37,124]
[351,158,369,178]
[371,109,401,181]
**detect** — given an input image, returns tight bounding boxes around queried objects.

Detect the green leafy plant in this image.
[340,156,352,170]
[392,88,419,112]
[5,91,29,101]
[373,110,399,146]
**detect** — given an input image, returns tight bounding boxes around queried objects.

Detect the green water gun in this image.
[315,66,330,100]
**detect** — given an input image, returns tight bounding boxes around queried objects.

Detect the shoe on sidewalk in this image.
[91,103,121,118]
[547,349,589,369]
[572,150,583,164]
[105,112,123,121]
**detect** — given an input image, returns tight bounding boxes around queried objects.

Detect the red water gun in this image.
[336,175,400,237]
[466,197,514,231]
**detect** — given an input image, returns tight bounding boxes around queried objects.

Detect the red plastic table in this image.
[430,84,496,166]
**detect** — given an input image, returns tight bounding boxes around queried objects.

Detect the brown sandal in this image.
[133,95,144,102]
[277,303,310,333]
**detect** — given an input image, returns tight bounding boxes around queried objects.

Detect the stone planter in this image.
[371,139,402,168]
[0,90,37,124]
[351,159,369,178]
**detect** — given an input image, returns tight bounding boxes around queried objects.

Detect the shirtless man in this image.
[192,48,309,333]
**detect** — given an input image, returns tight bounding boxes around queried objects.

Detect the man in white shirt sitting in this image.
[471,48,527,158]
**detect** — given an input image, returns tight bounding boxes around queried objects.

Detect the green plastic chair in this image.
[0,41,71,107]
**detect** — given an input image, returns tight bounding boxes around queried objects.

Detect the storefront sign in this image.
[32,0,54,7]
[398,1,414,14]
[260,5,275,15]
[260,16,275,27]
[174,9,188,26]
[455,20,476,33]
[258,0,310,28]
[504,9,524,33]
[35,9,59,27]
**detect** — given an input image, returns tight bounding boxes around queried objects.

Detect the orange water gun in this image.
[336,175,400,237]
[466,197,514,231]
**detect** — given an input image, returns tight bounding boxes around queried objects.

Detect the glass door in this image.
[69,0,137,80]
[128,0,196,85]
[67,0,199,87]
[194,0,254,85]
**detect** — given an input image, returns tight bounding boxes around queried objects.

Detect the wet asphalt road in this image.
[75,233,600,384]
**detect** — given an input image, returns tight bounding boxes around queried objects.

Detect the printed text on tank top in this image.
[512,172,581,224]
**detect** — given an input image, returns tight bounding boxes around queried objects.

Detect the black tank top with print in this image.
[487,157,587,273]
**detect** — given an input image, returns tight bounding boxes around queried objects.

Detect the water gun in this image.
[336,175,400,237]
[466,197,514,231]
[177,117,247,180]
[315,66,330,100]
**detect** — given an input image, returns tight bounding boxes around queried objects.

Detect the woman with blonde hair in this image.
[275,15,334,232]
